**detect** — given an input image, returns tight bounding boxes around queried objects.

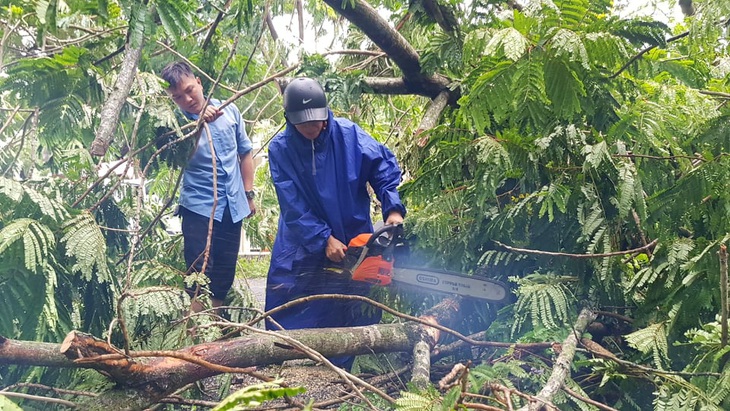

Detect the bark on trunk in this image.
[518,308,596,411]
[0,336,75,367]
[321,0,452,99]
[411,339,431,390]
[416,91,450,146]
[90,8,148,157]
[2,297,465,410]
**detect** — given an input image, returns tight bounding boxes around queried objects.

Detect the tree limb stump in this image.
[518,308,596,411]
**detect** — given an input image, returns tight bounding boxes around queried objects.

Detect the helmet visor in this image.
[287,107,329,125]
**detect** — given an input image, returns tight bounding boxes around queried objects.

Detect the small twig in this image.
[0,108,35,177]
[579,343,722,378]
[612,153,702,161]
[157,395,219,407]
[0,105,21,136]
[494,239,658,259]
[631,209,649,250]
[0,391,77,408]
[720,244,728,347]
[609,31,689,79]
[562,385,618,411]
[93,44,125,66]
[1,383,97,397]
[699,89,730,99]
[201,0,232,51]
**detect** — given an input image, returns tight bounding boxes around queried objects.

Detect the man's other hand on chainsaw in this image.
[385,211,404,226]
[326,235,347,262]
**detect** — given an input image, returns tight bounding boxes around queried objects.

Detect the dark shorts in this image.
[180,206,242,301]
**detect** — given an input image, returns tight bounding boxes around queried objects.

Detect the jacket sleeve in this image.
[358,127,407,221]
[269,142,331,253]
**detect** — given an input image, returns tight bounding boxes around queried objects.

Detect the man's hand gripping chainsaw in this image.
[329,224,510,303]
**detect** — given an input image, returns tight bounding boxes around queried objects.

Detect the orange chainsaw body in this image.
[344,233,395,285]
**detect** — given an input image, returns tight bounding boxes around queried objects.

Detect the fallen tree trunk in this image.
[1,296,466,410]
[1,323,420,410]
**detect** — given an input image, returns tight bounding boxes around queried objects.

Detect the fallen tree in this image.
[0,295,462,410]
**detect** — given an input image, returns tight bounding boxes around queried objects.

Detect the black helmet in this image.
[283,78,328,125]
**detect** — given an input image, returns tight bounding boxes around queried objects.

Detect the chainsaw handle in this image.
[367,223,404,248]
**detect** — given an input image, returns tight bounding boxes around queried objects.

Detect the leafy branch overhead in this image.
[5,0,730,410]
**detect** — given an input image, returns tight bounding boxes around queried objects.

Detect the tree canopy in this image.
[4,0,730,409]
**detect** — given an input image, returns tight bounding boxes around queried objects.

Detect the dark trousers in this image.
[180,206,242,301]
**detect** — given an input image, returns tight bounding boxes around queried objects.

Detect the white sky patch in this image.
[614,0,684,24]
[272,1,686,64]
[272,13,338,64]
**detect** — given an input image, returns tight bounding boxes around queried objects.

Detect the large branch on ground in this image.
[90,10,148,157]
[411,339,432,390]
[518,308,597,411]
[321,0,451,98]
[1,297,464,410]
[0,335,76,367]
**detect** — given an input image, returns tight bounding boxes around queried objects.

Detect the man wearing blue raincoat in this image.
[265,77,406,368]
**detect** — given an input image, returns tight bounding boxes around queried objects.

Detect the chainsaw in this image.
[327,224,509,303]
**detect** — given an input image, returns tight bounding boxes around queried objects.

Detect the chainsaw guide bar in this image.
[390,266,509,303]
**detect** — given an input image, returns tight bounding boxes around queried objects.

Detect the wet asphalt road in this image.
[236,276,266,308]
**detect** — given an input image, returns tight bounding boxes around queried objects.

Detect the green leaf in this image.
[485,28,529,61]
[548,28,589,69]
[0,219,55,272]
[625,322,669,369]
[127,2,149,49]
[154,0,193,41]
[395,391,442,411]
[0,395,24,411]
[544,58,585,120]
[61,212,110,282]
[213,380,306,410]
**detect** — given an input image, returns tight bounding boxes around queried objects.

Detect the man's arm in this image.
[230,104,255,217]
[239,151,256,217]
[358,127,407,223]
[269,144,332,255]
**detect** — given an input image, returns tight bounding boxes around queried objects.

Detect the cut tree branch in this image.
[1,296,465,410]
[518,308,596,411]
[321,0,452,98]
[90,7,149,157]
[416,90,450,146]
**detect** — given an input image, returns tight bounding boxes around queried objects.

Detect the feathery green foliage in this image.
[214,380,307,410]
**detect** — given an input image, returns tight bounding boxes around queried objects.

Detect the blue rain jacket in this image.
[265,110,406,340]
